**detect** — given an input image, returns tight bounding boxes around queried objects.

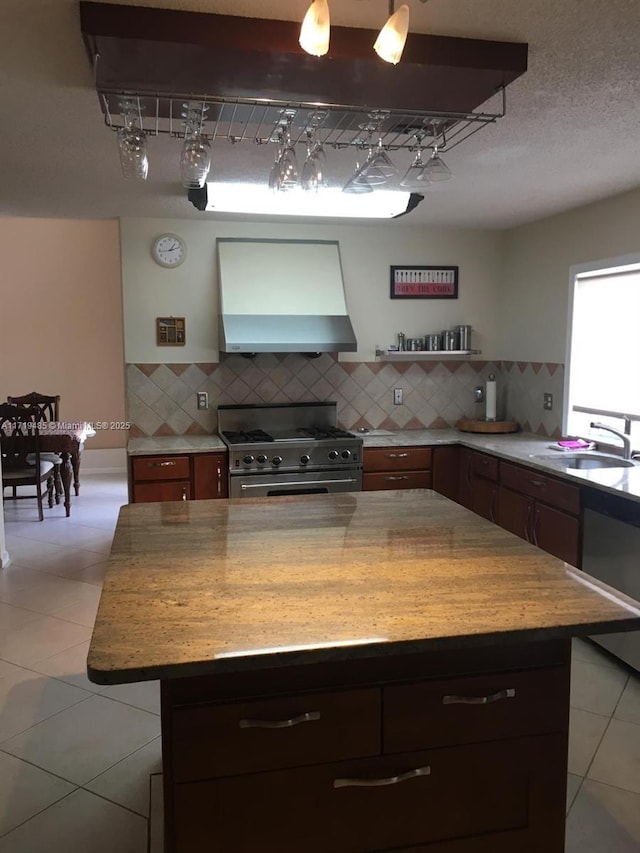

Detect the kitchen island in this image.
[88,490,640,852]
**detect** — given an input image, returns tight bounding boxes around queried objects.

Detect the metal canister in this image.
[410,337,423,351]
[456,325,472,350]
[442,330,458,351]
[425,333,441,351]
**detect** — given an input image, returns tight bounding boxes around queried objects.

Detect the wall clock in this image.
[151,233,186,268]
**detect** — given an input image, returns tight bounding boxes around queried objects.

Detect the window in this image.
[564,255,640,453]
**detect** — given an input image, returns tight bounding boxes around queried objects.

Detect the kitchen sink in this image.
[533,453,636,469]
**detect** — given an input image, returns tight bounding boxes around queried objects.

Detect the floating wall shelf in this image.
[375,349,482,360]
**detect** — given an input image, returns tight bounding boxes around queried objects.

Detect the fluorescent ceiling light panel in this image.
[205,182,413,218]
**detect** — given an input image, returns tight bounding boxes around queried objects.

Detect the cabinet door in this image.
[498,486,534,543]
[192,453,228,500]
[471,475,498,522]
[132,480,190,503]
[432,446,460,502]
[534,503,581,567]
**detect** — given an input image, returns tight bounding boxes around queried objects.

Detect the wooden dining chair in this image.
[7,392,60,422]
[7,391,62,502]
[0,403,55,521]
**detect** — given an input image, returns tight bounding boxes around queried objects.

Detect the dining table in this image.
[39,422,95,516]
[2,421,95,517]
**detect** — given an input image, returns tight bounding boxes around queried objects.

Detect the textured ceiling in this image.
[1,0,639,228]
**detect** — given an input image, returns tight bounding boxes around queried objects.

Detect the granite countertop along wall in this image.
[128,430,640,504]
[128,435,226,454]
[87,490,640,685]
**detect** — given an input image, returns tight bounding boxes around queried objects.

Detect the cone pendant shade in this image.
[299,0,330,56]
[374,4,410,64]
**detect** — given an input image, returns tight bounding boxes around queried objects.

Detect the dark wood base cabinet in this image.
[363,447,432,491]
[130,452,227,503]
[160,641,570,853]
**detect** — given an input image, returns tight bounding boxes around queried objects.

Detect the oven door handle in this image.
[240,478,359,490]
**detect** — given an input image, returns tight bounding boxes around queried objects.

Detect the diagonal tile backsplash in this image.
[126,355,564,438]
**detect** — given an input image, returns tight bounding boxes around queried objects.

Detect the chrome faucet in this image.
[590,421,633,460]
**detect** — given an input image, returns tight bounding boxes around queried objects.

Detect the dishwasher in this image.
[582,489,640,671]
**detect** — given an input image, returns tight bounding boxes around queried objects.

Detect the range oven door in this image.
[229,469,362,498]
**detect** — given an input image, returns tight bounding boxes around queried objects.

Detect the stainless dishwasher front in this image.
[582,489,640,671]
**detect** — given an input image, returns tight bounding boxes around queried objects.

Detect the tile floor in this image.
[1,473,639,852]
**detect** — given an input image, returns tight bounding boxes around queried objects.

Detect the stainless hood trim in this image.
[219,314,357,353]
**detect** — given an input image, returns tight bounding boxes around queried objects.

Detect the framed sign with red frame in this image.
[390,266,458,299]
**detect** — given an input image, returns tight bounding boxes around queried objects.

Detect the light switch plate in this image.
[394,388,403,405]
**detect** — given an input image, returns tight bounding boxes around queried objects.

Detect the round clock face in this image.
[151,234,186,268]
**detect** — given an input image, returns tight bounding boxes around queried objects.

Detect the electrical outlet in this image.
[393,388,403,405]
[197,391,209,410]
[543,392,553,411]
[474,385,485,402]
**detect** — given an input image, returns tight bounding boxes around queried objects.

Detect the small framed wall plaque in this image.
[156,316,186,346]
[390,266,458,299]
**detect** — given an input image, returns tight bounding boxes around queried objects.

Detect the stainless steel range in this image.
[218,402,362,499]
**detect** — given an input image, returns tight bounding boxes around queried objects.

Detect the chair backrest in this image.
[0,403,43,469]
[7,392,60,422]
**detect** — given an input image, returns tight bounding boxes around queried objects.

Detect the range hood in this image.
[217,239,357,353]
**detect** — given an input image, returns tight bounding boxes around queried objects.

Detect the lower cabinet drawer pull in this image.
[333,766,431,789]
[238,711,321,729]
[529,479,545,488]
[150,460,176,467]
[442,688,516,705]
[384,453,409,459]
[384,475,409,481]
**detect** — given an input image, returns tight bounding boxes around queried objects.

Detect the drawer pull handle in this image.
[334,766,431,789]
[149,460,176,468]
[384,453,409,459]
[442,688,516,705]
[529,479,546,488]
[239,711,321,729]
[384,475,409,481]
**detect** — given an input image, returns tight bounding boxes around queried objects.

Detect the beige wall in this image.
[0,218,126,450]
[500,187,640,363]
[121,218,505,363]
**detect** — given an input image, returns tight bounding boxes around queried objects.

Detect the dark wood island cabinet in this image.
[87,491,640,853]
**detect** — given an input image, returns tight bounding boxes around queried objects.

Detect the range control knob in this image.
[272,455,283,466]
[328,450,339,460]
[256,454,268,464]
[341,449,352,460]
[300,454,311,465]
[243,455,255,465]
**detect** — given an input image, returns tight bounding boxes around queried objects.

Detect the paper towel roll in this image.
[486,375,497,421]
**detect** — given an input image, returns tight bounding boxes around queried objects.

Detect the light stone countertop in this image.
[128,429,640,504]
[87,490,640,684]
[128,435,226,454]
[359,429,640,505]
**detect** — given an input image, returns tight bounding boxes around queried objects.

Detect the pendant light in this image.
[299,0,330,57]
[374,3,410,65]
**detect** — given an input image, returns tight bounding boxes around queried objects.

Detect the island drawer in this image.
[131,455,190,481]
[363,447,432,472]
[383,666,569,753]
[363,471,433,491]
[499,462,580,515]
[172,735,561,853]
[171,687,380,782]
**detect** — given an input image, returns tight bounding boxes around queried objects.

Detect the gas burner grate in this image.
[298,426,357,440]
[222,429,274,444]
